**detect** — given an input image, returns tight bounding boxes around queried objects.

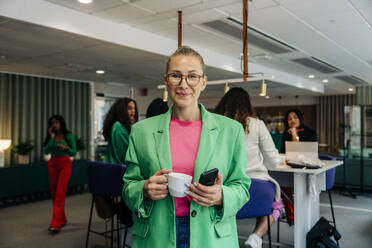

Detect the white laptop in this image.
[285,141,318,161]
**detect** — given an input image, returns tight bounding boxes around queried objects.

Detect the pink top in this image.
[169,116,202,217]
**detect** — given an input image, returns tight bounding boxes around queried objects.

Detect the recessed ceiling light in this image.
[253,54,272,60]
[78,0,93,4]
[322,79,328,83]
[96,70,105,74]
[308,74,315,78]
[348,88,354,91]
[265,95,270,99]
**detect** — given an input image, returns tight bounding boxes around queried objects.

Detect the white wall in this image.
[93,82,166,116]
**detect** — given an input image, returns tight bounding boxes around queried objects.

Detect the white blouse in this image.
[245,117,281,201]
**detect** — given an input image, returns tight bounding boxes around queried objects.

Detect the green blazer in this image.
[123,104,251,248]
[43,133,77,157]
[104,121,129,164]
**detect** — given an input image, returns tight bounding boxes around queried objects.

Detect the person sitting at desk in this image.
[280,108,318,225]
[280,108,317,153]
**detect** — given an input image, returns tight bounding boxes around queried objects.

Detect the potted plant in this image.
[12,140,34,164]
[75,137,87,160]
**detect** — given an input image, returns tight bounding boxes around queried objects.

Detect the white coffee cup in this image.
[167,172,193,198]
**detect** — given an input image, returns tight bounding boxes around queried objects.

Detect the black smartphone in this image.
[198,168,219,186]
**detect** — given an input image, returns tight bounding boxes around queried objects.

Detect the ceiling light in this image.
[162,89,168,102]
[96,70,105,74]
[253,54,272,60]
[322,79,328,83]
[223,83,230,95]
[348,88,354,92]
[259,79,267,96]
[78,0,93,3]
[308,74,315,78]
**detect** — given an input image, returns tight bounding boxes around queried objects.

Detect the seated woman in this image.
[214,87,283,248]
[280,108,317,225]
[280,108,317,153]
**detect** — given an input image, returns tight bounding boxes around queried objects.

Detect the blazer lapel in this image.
[193,105,219,181]
[153,107,173,171]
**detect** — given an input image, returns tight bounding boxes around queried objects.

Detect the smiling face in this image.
[165,55,206,109]
[127,101,136,122]
[287,112,301,128]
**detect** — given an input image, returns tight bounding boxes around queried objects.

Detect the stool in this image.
[85,161,130,248]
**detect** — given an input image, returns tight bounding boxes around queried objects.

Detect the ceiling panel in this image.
[45,0,124,14]
[93,4,153,23]
[306,11,366,34]
[360,7,372,23]
[279,0,351,19]
[183,9,226,24]
[133,0,200,13]
[132,19,177,33]
[350,0,372,8]
[248,6,308,36]
[216,0,277,16]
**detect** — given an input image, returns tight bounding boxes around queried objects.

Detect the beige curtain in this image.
[316,95,356,155]
[0,72,92,165]
[356,86,372,105]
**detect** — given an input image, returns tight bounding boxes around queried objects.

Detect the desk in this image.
[269,160,343,248]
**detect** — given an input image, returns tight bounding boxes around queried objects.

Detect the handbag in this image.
[94,196,116,219]
[306,217,341,248]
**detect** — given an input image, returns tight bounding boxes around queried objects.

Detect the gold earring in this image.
[162,88,168,102]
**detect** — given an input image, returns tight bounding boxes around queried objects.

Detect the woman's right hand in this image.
[48,127,55,138]
[288,127,296,136]
[143,169,171,200]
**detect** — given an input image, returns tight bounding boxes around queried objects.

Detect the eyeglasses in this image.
[166,73,203,86]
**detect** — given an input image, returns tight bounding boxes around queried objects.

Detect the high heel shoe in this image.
[48,227,61,235]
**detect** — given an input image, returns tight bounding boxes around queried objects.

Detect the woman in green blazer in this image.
[103,97,138,164]
[123,46,251,248]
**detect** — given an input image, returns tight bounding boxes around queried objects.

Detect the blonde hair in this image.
[165,46,205,74]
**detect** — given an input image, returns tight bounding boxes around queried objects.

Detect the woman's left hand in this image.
[57,144,68,151]
[186,173,223,207]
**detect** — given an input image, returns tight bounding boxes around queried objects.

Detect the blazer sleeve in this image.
[211,125,251,223]
[111,126,129,164]
[66,133,77,156]
[43,138,55,154]
[123,133,154,219]
[258,120,280,169]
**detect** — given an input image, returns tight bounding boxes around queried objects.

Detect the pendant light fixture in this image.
[162,88,168,102]
[259,79,267,96]
[224,82,230,94]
